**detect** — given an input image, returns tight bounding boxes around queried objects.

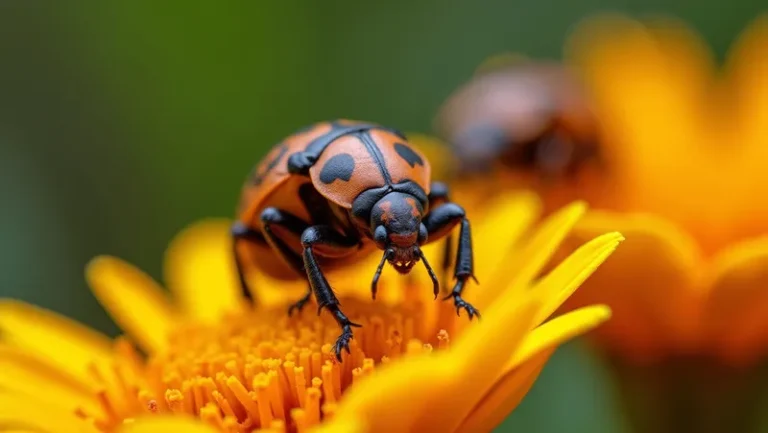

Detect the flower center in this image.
[76,298,454,432]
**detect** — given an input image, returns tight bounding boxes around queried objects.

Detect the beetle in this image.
[232,120,478,361]
[434,60,603,180]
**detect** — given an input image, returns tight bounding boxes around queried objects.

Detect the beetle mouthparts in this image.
[392,260,416,274]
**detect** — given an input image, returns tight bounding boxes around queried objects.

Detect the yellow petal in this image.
[116,416,218,433]
[308,415,367,433]
[511,305,612,369]
[456,350,553,433]
[0,300,112,384]
[164,219,244,322]
[412,294,542,433]
[0,394,99,433]
[533,232,623,325]
[335,295,540,433]
[470,191,542,294]
[333,355,450,433]
[561,211,700,361]
[475,201,586,311]
[0,345,100,414]
[456,305,612,432]
[703,236,768,365]
[454,306,610,431]
[86,256,175,353]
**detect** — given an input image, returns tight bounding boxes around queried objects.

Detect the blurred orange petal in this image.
[704,236,768,364]
[725,14,768,159]
[562,211,701,361]
[566,14,712,215]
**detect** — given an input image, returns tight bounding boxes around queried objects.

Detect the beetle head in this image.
[370,192,428,274]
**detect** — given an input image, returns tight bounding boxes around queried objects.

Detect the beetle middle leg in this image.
[232,210,315,311]
[423,200,480,320]
[257,207,317,315]
[301,225,362,361]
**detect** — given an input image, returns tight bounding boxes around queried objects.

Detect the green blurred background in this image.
[1,2,764,432]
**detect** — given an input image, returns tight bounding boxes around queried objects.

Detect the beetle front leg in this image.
[423,202,480,320]
[301,226,362,361]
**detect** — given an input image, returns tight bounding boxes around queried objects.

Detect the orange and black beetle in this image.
[435,60,602,179]
[233,120,478,361]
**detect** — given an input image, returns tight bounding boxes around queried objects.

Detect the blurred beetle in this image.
[434,56,603,181]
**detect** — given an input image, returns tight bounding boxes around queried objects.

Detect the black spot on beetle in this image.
[251,144,288,185]
[319,153,355,184]
[394,142,423,168]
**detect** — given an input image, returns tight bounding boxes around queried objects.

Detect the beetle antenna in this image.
[371,249,392,300]
[417,248,440,299]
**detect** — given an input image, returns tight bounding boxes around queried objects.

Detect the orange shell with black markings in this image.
[238,120,432,223]
[308,128,431,208]
[237,122,332,225]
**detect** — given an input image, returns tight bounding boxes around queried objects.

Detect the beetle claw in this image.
[333,326,356,362]
[452,295,480,321]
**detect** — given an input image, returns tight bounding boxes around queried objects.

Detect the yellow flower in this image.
[555,13,768,366]
[0,194,620,433]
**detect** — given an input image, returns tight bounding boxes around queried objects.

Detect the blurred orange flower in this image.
[558,13,768,365]
[0,194,619,433]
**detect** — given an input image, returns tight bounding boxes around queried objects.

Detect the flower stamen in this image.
[75,300,449,432]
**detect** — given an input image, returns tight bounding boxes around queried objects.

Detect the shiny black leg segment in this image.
[231,221,267,301]
[287,152,315,175]
[428,181,455,294]
[259,207,314,315]
[423,203,480,320]
[428,181,450,207]
[301,226,361,361]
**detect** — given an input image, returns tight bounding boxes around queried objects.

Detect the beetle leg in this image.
[255,207,318,315]
[423,203,480,320]
[301,225,361,362]
[231,221,268,301]
[428,182,454,294]
[428,181,450,206]
[287,152,315,175]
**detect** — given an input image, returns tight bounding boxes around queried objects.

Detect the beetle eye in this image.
[374,225,387,248]
[418,223,428,245]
